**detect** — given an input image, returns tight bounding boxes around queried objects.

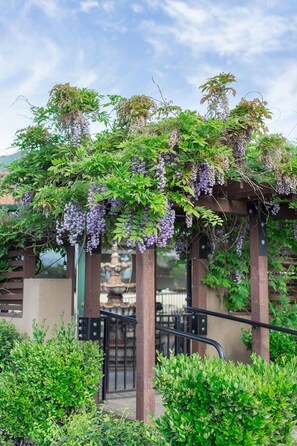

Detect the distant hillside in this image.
[0,151,21,170]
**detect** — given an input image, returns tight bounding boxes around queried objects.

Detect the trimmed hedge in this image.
[153,353,297,445]
[0,320,103,445]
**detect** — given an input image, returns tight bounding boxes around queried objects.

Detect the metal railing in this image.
[100,309,137,400]
[100,309,225,401]
[187,306,297,336]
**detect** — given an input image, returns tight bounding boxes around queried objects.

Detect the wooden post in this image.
[84,249,101,317]
[77,247,86,316]
[66,245,75,315]
[23,247,36,278]
[191,234,208,356]
[136,247,156,422]
[249,211,270,361]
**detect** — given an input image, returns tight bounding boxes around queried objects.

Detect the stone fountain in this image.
[100,243,136,366]
[101,242,135,307]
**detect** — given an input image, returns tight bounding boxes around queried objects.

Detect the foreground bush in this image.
[0,320,103,445]
[45,409,148,445]
[0,319,25,368]
[241,301,297,363]
[153,353,297,446]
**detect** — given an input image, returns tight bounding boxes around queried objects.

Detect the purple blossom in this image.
[21,191,32,205]
[276,174,297,195]
[126,203,175,252]
[156,204,175,248]
[193,162,216,198]
[109,197,121,216]
[232,134,247,158]
[56,203,86,246]
[186,213,193,228]
[236,232,244,256]
[176,170,182,180]
[235,270,242,284]
[131,157,146,175]
[270,203,280,216]
[72,118,90,145]
[86,184,107,253]
[156,155,166,190]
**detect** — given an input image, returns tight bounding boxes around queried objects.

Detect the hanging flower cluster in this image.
[86,184,107,253]
[56,203,86,246]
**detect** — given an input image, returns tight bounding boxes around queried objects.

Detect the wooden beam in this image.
[275,206,297,220]
[226,182,273,200]
[191,234,208,357]
[136,247,156,422]
[249,214,270,361]
[84,249,101,317]
[196,196,248,215]
[229,190,273,200]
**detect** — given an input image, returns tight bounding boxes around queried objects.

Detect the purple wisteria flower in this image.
[86,184,107,253]
[56,203,86,246]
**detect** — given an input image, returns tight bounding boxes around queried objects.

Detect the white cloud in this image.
[142,0,294,58]
[259,65,297,140]
[131,3,144,13]
[17,39,62,96]
[101,1,115,13]
[27,0,62,17]
[80,0,100,13]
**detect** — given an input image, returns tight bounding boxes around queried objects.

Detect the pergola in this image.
[79,179,296,422]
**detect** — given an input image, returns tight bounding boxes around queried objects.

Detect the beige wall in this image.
[1,278,72,338]
[206,290,251,362]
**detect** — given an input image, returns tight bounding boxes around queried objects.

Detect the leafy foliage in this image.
[1,74,296,254]
[203,217,297,311]
[153,353,297,445]
[241,295,297,362]
[45,409,149,446]
[0,319,26,369]
[0,74,297,311]
[0,319,102,445]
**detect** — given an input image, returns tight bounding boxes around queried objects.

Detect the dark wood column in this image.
[23,247,36,278]
[249,211,270,361]
[136,247,156,422]
[191,234,208,357]
[66,245,75,315]
[84,249,101,317]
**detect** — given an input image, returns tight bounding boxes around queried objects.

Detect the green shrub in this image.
[152,353,297,446]
[241,300,297,362]
[0,319,25,368]
[241,328,297,363]
[45,409,149,445]
[0,320,103,445]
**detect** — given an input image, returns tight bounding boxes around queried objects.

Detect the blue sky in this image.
[1,0,297,154]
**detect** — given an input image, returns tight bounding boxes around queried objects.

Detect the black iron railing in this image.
[99,309,225,401]
[155,313,224,358]
[187,306,297,336]
[100,310,137,400]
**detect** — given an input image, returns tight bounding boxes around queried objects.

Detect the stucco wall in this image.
[1,278,72,338]
[206,290,251,362]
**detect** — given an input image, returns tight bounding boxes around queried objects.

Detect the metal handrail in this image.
[100,309,225,359]
[156,323,225,359]
[100,309,137,324]
[187,306,297,336]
